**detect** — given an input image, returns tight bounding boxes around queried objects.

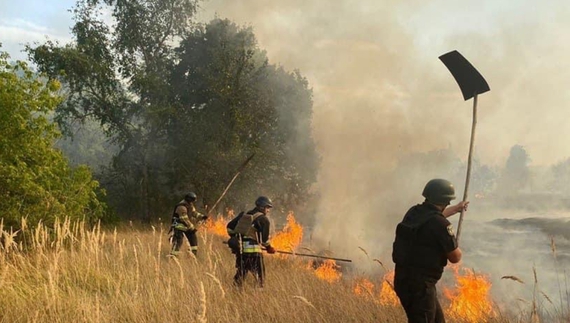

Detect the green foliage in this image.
[27,1,319,222]
[168,19,318,210]
[0,52,105,228]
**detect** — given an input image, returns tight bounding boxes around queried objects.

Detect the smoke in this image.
[200,0,570,309]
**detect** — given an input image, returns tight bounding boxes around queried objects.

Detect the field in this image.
[0,215,560,323]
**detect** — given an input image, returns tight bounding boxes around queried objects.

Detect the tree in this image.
[168,19,318,210]
[28,0,201,221]
[0,51,105,228]
[27,3,319,221]
[498,144,531,195]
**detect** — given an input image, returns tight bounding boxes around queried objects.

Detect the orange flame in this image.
[378,270,399,306]
[354,278,375,297]
[204,209,234,237]
[313,259,342,283]
[444,266,495,322]
[271,211,303,251]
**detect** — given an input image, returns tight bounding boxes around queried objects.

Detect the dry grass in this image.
[0,218,565,323]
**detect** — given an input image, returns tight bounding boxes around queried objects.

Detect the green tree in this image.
[27,3,318,221]
[168,19,318,210]
[0,52,105,228]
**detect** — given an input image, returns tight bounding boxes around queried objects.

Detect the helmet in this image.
[422,179,456,205]
[184,192,197,202]
[255,196,273,208]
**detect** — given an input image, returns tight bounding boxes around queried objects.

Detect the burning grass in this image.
[0,215,562,322]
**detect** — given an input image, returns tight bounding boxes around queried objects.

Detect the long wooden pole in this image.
[207,153,255,216]
[456,94,478,242]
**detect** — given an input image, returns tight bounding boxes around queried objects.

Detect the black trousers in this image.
[234,253,264,287]
[394,270,445,323]
[171,229,198,255]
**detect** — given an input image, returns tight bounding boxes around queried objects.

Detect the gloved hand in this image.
[265,245,276,254]
[202,215,209,221]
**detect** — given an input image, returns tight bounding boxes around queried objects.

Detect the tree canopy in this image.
[27,0,319,221]
[0,52,105,228]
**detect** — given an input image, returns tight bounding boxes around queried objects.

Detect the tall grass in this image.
[0,218,564,322]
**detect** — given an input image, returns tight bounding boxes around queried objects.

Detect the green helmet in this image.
[184,192,197,203]
[255,196,273,208]
[422,179,456,205]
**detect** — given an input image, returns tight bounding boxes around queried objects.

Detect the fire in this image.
[313,259,341,283]
[204,208,234,237]
[444,266,495,322]
[270,211,303,251]
[354,278,375,297]
[352,271,400,306]
[379,271,399,306]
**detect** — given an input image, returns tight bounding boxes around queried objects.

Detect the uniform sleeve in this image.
[255,216,271,246]
[431,216,458,254]
[176,205,195,230]
[188,204,206,222]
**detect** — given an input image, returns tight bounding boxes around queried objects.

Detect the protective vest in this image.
[392,207,447,273]
[233,211,264,241]
[172,201,200,228]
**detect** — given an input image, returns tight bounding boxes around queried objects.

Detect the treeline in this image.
[1,0,318,227]
[0,54,105,228]
[390,144,570,211]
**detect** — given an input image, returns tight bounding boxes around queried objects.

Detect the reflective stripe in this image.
[174,224,188,231]
[227,228,236,235]
[190,246,198,251]
[242,241,262,253]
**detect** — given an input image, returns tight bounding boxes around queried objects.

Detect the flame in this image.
[444,266,495,322]
[313,259,342,283]
[354,278,375,297]
[271,211,303,251]
[204,208,234,237]
[379,271,400,306]
[352,271,399,306]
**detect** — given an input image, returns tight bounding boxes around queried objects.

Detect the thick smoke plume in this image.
[201,0,570,308]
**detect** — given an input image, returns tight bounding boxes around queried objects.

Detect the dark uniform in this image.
[170,192,208,256]
[392,179,459,323]
[226,196,275,287]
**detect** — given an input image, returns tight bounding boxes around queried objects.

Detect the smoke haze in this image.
[200,0,570,308]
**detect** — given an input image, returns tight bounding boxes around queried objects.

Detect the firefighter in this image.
[169,192,208,257]
[226,196,276,288]
[392,179,469,323]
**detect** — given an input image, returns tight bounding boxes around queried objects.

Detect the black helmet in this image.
[184,192,197,202]
[422,179,456,205]
[255,196,273,208]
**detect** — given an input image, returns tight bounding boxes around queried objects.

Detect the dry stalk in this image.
[501,275,525,284]
[358,246,369,258]
[293,295,317,310]
[206,272,226,298]
[196,281,207,323]
[373,258,388,272]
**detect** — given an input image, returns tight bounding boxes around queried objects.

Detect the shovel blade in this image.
[439,50,490,101]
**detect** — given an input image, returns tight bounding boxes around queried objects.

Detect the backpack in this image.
[392,210,439,265]
[233,211,264,240]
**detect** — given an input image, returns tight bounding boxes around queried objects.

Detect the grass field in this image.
[0,216,563,322]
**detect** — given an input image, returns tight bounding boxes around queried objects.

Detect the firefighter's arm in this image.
[189,204,208,222]
[257,216,272,246]
[176,205,195,230]
[256,217,275,254]
[442,201,469,218]
[447,247,462,263]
